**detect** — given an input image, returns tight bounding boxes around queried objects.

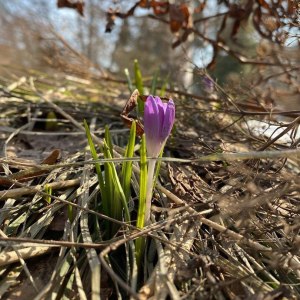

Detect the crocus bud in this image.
[143,95,175,224]
[144,96,175,157]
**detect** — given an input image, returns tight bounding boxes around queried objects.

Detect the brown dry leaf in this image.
[57,0,84,16]
[139,0,150,8]
[169,4,190,33]
[168,163,209,205]
[41,149,61,165]
[151,0,169,15]
[287,0,297,14]
[228,4,246,19]
[257,0,270,10]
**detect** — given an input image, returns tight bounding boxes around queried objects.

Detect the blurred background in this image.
[0,0,299,108]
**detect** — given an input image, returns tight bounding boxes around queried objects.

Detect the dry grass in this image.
[0,66,299,299]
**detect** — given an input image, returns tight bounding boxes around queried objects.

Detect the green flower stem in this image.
[136,135,147,266]
[144,158,156,225]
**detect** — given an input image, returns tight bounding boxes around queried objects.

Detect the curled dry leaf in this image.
[139,0,151,8]
[257,0,271,10]
[151,0,169,15]
[169,4,190,33]
[57,0,84,16]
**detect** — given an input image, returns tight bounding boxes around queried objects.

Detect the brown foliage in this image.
[57,0,84,16]
[104,0,299,64]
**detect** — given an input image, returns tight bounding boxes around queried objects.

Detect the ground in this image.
[0,70,299,299]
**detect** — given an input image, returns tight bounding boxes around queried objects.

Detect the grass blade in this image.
[83,120,107,214]
[124,68,133,93]
[150,69,159,95]
[103,126,114,223]
[134,59,144,117]
[102,141,118,225]
[103,140,131,223]
[121,121,136,202]
[159,74,169,97]
[44,184,52,204]
[104,125,114,157]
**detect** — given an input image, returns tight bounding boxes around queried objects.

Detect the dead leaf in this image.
[169,4,190,33]
[287,0,297,14]
[139,0,150,8]
[57,0,84,16]
[228,4,246,19]
[168,163,208,204]
[151,0,169,15]
[257,0,270,10]
[41,149,61,165]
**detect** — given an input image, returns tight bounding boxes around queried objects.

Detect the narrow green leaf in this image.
[121,121,136,202]
[134,59,144,116]
[105,125,114,157]
[103,126,115,225]
[83,120,107,214]
[124,68,133,93]
[102,142,116,221]
[44,184,52,204]
[103,140,131,223]
[150,69,159,95]
[137,134,147,229]
[67,204,74,226]
[134,59,144,94]
[136,134,147,228]
[159,74,169,97]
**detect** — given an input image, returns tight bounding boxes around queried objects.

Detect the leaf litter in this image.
[0,68,299,299]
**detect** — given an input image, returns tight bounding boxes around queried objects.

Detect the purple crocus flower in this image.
[203,76,214,93]
[144,95,175,158]
[143,95,175,224]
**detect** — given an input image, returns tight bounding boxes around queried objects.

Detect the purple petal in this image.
[161,99,175,141]
[155,96,166,133]
[144,96,161,156]
[155,96,167,113]
[144,96,159,139]
[144,96,175,157]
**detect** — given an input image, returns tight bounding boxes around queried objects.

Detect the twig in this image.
[0,245,54,267]
[1,149,299,171]
[157,183,300,273]
[258,116,300,151]
[0,178,80,200]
